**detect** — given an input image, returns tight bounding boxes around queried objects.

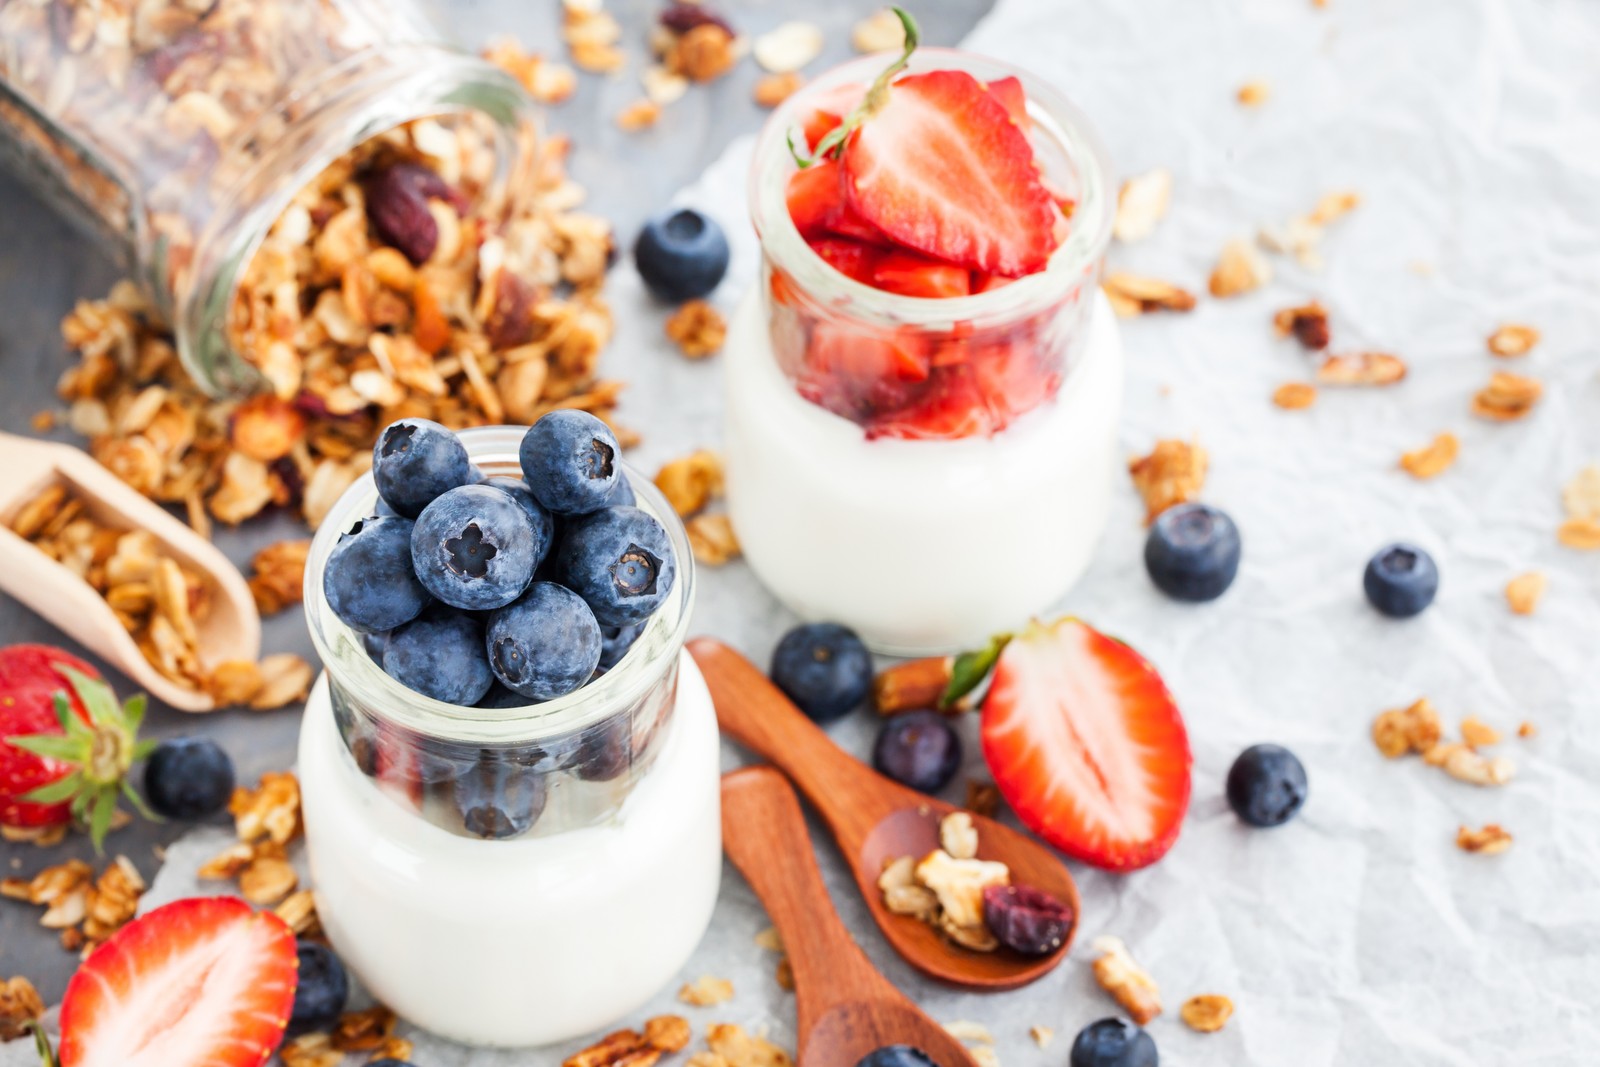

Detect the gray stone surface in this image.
[0,0,993,1000]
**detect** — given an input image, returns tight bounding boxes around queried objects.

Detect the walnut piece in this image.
[1371,697,1442,758]
[0,976,44,1041]
[1399,432,1459,479]
[1456,824,1513,854]
[687,514,741,566]
[655,450,725,517]
[1180,993,1235,1032]
[1091,936,1162,1024]
[965,781,1002,819]
[247,540,311,615]
[231,771,302,845]
[1128,439,1208,523]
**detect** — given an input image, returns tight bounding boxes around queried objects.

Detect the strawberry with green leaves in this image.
[1,644,155,850]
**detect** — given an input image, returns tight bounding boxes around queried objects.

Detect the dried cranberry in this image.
[660,2,733,35]
[366,163,465,265]
[982,884,1074,957]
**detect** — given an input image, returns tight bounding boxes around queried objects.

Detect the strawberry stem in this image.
[790,7,920,168]
[27,1020,57,1067]
[941,632,1012,709]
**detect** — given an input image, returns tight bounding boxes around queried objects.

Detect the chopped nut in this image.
[1272,382,1318,410]
[231,771,302,845]
[1557,518,1600,550]
[873,657,958,715]
[678,975,734,1007]
[1456,824,1513,854]
[668,24,739,83]
[687,514,741,566]
[1128,439,1208,523]
[1309,191,1362,226]
[1259,192,1360,269]
[1460,715,1503,749]
[1371,697,1442,758]
[656,451,725,517]
[274,889,321,937]
[1437,744,1515,787]
[878,854,917,891]
[665,300,728,358]
[238,854,298,906]
[1561,465,1600,520]
[705,1023,794,1067]
[80,856,145,944]
[774,956,795,991]
[206,660,266,706]
[883,883,941,922]
[1092,936,1161,1025]
[331,1005,397,1050]
[247,539,311,615]
[0,976,44,1041]
[280,1033,343,1067]
[1272,301,1331,349]
[965,781,1001,819]
[1471,371,1542,421]
[940,812,980,860]
[969,1049,1000,1067]
[1112,168,1173,243]
[853,9,908,53]
[1029,1025,1054,1049]
[1180,994,1235,1032]
[754,72,806,108]
[1102,273,1196,317]
[914,849,1009,928]
[1399,432,1459,479]
[616,99,663,133]
[1209,238,1272,298]
[484,40,579,104]
[754,22,823,74]
[1487,324,1539,358]
[638,1015,690,1053]
[1518,721,1538,739]
[369,1037,416,1062]
[753,926,784,953]
[1237,80,1271,106]
[1316,351,1406,386]
[942,1020,995,1044]
[249,654,314,710]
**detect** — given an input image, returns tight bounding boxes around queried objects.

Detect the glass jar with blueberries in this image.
[298,415,721,1048]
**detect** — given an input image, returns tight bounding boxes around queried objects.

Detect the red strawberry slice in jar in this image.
[786,157,887,245]
[871,250,973,299]
[842,69,1060,276]
[865,365,993,441]
[807,237,885,286]
[980,618,1192,871]
[986,75,1029,127]
[800,81,866,151]
[57,896,299,1067]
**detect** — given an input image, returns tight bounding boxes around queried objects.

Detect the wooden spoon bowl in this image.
[692,637,1079,991]
[722,766,982,1067]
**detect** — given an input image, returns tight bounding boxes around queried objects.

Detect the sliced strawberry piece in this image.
[785,158,887,245]
[970,334,1059,423]
[981,618,1191,871]
[971,272,1017,294]
[59,896,298,1067]
[800,81,866,151]
[871,250,973,299]
[986,75,1029,127]
[865,366,991,440]
[808,237,884,286]
[808,320,930,386]
[843,69,1059,276]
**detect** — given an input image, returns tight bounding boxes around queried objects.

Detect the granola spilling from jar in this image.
[53,112,621,530]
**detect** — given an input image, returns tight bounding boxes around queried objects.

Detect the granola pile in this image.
[1,856,145,958]
[878,812,1011,952]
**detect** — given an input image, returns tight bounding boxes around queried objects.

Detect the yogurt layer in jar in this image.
[298,425,719,1048]
[724,48,1121,656]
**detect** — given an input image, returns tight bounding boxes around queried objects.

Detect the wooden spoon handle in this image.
[721,767,894,1014]
[691,638,888,846]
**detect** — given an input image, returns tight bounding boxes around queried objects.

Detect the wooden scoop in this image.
[0,432,261,711]
[722,766,982,1067]
[691,638,1078,991]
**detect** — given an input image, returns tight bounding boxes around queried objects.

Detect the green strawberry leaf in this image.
[122,692,147,734]
[52,692,89,739]
[941,633,1013,710]
[121,780,161,823]
[88,790,117,851]
[6,734,85,762]
[64,668,121,728]
[21,771,84,806]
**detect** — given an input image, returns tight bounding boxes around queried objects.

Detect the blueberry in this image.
[555,506,677,627]
[770,623,873,723]
[634,208,730,303]
[477,681,534,709]
[372,495,400,518]
[411,484,539,611]
[605,476,638,508]
[486,582,602,700]
[383,608,495,704]
[1070,1018,1158,1067]
[485,476,556,569]
[1364,542,1438,618]
[371,417,472,518]
[872,710,961,794]
[361,630,388,663]
[568,716,632,782]
[982,884,1074,957]
[1144,503,1241,602]
[288,941,349,1036]
[519,411,622,516]
[598,621,646,671]
[323,516,431,633]
[854,1047,939,1067]
[454,752,550,839]
[142,737,235,820]
[1226,743,1308,828]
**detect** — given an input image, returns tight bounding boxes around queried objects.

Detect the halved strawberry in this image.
[865,366,991,440]
[785,158,887,245]
[842,69,1059,276]
[58,896,298,1067]
[986,75,1029,126]
[871,250,972,299]
[981,618,1191,871]
[800,81,866,151]
[808,237,884,286]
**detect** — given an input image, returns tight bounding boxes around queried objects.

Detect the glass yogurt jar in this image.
[724,49,1120,656]
[299,426,720,1047]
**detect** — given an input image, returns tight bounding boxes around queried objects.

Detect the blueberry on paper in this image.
[287,941,349,1036]
[1364,542,1438,618]
[142,738,235,820]
[486,582,602,700]
[854,1048,939,1067]
[634,208,730,303]
[411,484,539,611]
[383,608,495,705]
[555,506,677,627]
[371,417,473,518]
[324,516,430,633]
[1069,1018,1158,1067]
[519,410,622,516]
[1144,503,1241,602]
[770,622,873,723]
[1226,743,1308,828]
[873,710,961,794]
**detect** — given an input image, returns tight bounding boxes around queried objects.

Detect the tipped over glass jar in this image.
[298,425,720,1048]
[723,48,1122,656]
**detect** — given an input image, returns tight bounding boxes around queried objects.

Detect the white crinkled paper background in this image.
[12,0,1600,1063]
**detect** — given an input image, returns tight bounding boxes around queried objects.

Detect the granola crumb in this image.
[1371,697,1441,758]
[969,1048,1000,1067]
[0,975,44,1041]
[705,1023,794,1067]
[686,514,741,566]
[753,22,824,74]
[1236,79,1271,106]
[667,24,739,83]
[1091,936,1162,1025]
[754,71,806,108]
[942,1020,995,1044]
[1487,324,1539,358]
[1272,382,1318,410]
[1438,744,1515,787]
[665,300,728,358]
[852,9,908,53]
[753,926,784,952]
[1556,517,1600,551]
[774,956,794,992]
[1029,1025,1054,1049]
[965,780,1002,819]
[1180,993,1235,1032]
[1560,465,1600,521]
[1398,432,1459,480]
[678,974,735,1007]
[1460,715,1503,749]
[1112,168,1173,243]
[1471,371,1542,421]
[1209,238,1272,298]
[1101,273,1196,317]
[1316,351,1406,386]
[247,539,312,616]
[643,1014,692,1053]
[656,450,725,517]
[1273,300,1331,349]
[1456,824,1513,855]
[615,99,663,132]
[939,811,979,860]
[1517,721,1537,739]
[1128,438,1208,523]
[30,410,56,432]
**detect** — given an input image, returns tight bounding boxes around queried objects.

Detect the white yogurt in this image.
[296,652,722,1048]
[725,290,1123,656]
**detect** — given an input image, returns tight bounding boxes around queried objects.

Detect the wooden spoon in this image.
[0,432,261,711]
[722,766,983,1067]
[691,638,1078,991]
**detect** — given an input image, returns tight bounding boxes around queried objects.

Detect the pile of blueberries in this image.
[323,411,677,708]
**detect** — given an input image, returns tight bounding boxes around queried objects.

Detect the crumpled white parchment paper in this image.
[8,0,1600,1063]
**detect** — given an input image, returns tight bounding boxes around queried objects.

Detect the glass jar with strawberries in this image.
[724,12,1121,655]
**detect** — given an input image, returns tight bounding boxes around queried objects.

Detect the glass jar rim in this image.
[302,425,697,745]
[748,47,1114,328]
